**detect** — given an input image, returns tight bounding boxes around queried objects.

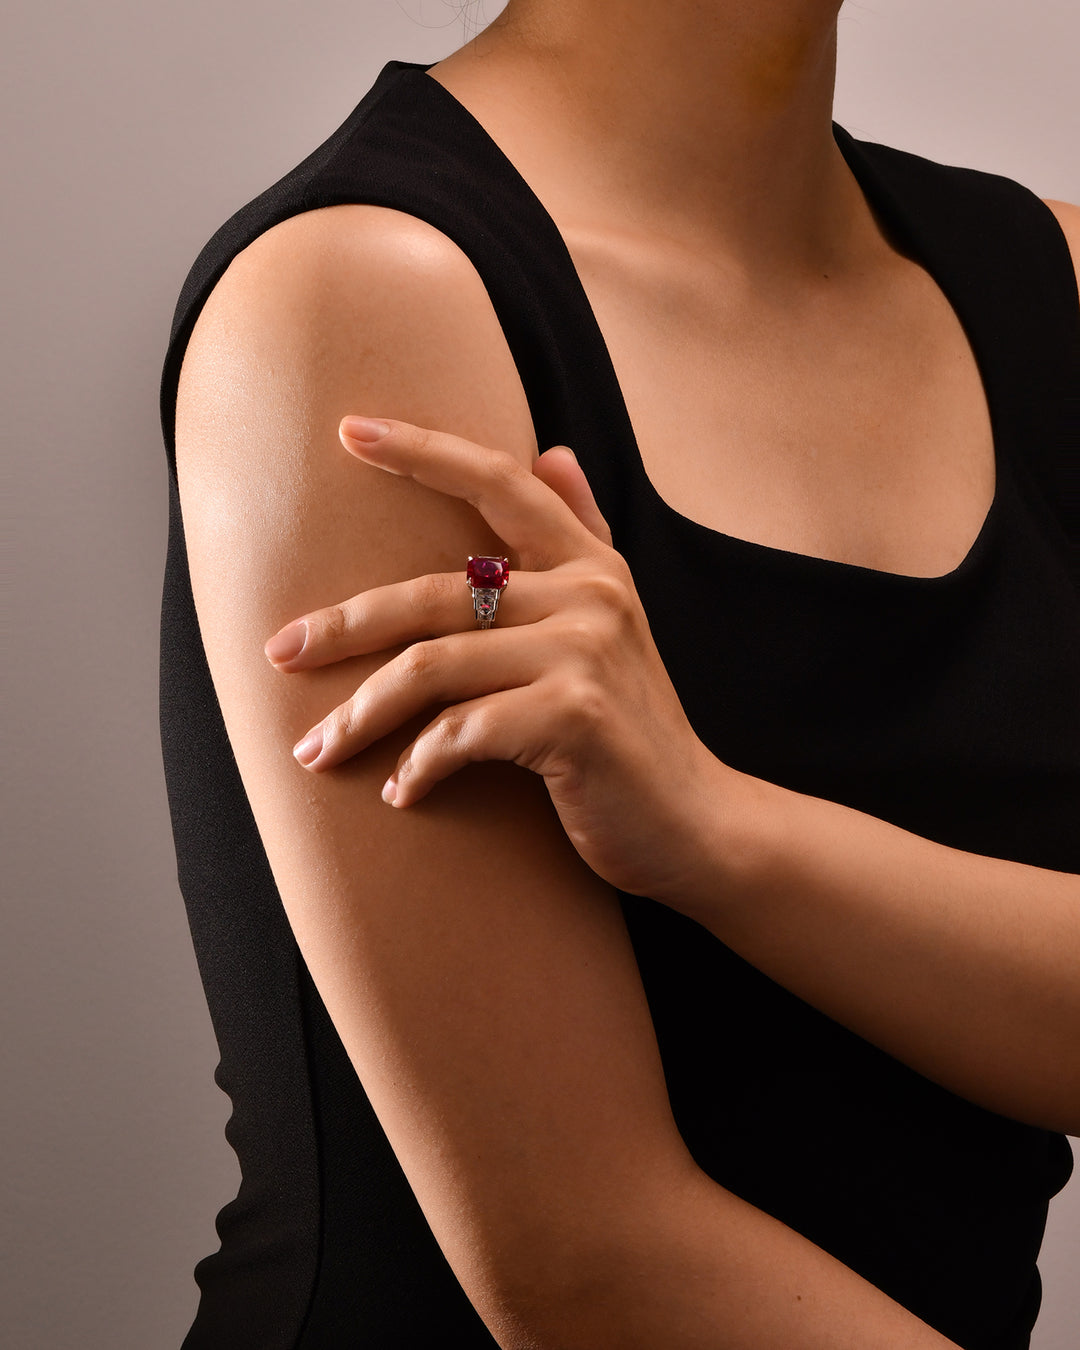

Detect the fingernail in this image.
[341,416,391,444]
[265,620,308,665]
[293,726,325,768]
[381,776,398,805]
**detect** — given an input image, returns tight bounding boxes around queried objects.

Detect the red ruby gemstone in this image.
[467,556,509,589]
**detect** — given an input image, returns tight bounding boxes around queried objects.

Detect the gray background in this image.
[3,1,1077,1347]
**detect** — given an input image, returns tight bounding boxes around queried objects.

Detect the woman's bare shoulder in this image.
[180,202,538,473]
[1043,198,1080,291]
[224,202,491,305]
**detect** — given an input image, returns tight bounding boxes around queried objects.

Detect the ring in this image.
[466,555,509,629]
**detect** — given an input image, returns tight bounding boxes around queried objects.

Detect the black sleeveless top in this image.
[160,59,1080,1350]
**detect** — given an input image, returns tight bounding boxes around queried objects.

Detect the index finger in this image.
[339,416,601,569]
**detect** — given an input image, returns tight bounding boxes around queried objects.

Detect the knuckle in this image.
[558,594,620,657]
[330,694,362,742]
[488,450,523,491]
[441,705,470,742]
[317,602,350,645]
[555,672,604,732]
[472,699,504,743]
[563,613,602,655]
[572,687,608,738]
[408,570,456,620]
[430,706,471,754]
[583,567,632,617]
[398,638,437,683]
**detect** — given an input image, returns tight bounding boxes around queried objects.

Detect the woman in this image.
[161,1,1080,1346]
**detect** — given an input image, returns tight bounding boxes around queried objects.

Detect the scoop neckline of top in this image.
[388,60,1003,589]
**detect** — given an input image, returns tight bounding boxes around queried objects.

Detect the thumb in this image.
[533,446,613,547]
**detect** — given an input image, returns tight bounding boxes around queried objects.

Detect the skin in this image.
[175,2,1080,1345]
[281,414,1080,1131]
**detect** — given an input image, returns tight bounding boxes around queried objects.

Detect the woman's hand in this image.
[264,415,741,904]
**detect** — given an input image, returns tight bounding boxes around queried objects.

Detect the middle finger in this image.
[293,623,555,770]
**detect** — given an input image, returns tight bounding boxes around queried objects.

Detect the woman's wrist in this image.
[660,750,789,931]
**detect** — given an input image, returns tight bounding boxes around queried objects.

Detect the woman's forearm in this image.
[676,764,1080,1133]
[500,1162,957,1350]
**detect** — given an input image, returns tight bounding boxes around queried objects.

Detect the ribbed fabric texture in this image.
[160,60,1080,1349]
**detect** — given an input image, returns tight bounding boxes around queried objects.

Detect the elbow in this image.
[460,1174,710,1350]
[446,1159,709,1347]
[452,1201,660,1350]
[474,1259,631,1350]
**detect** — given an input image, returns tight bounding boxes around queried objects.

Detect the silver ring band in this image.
[472,588,502,629]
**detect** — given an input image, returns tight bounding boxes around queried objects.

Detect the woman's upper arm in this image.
[172,204,691,1333]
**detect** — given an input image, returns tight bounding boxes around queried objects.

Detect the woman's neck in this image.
[434,0,862,278]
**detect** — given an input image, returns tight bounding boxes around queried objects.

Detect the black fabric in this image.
[160,59,1080,1350]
